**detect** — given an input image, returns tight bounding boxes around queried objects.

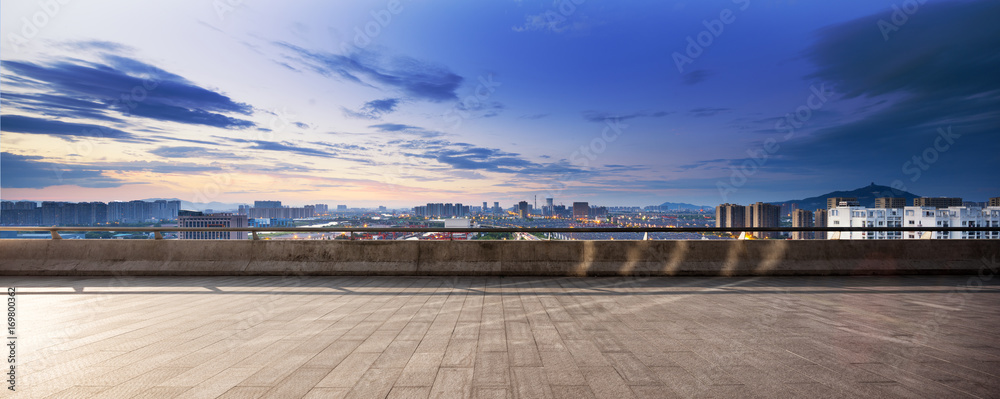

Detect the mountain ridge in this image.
[768,183,920,210]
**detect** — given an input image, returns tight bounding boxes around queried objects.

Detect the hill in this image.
[769,183,919,211]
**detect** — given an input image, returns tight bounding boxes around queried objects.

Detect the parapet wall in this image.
[0,239,997,276]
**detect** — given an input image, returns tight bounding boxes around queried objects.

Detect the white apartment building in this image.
[826,207,903,239]
[827,206,1000,239]
[903,206,1000,239]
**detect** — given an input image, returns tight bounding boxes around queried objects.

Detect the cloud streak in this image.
[2,53,255,129]
[581,110,669,123]
[278,43,463,102]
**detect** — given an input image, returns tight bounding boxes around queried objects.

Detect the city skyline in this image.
[2,1,999,207]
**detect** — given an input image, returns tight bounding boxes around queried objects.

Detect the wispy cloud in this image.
[581,109,669,123]
[396,140,587,175]
[342,98,401,119]
[0,114,142,141]
[512,11,598,34]
[689,107,729,118]
[227,138,337,158]
[1,53,255,129]
[682,69,712,85]
[0,152,127,188]
[369,123,446,138]
[277,43,463,102]
[148,146,241,159]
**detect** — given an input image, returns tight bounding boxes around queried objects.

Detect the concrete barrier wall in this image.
[1,239,997,276]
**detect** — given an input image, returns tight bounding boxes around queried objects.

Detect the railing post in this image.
[50,230,62,240]
[252,231,259,240]
[154,231,163,240]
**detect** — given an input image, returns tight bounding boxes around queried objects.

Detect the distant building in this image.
[715,203,746,229]
[572,202,589,219]
[414,203,469,218]
[249,218,293,227]
[314,204,329,214]
[3,199,183,226]
[179,213,248,240]
[875,197,906,209]
[591,206,607,218]
[827,197,859,209]
[518,201,529,218]
[791,209,814,240]
[249,206,314,219]
[813,209,827,238]
[545,198,554,217]
[553,205,568,218]
[747,202,781,239]
[913,197,963,208]
[990,197,1000,207]
[337,205,348,211]
[254,200,282,208]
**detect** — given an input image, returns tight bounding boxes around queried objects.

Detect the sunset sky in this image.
[2,0,998,207]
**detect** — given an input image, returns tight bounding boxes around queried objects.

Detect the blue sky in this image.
[2,0,998,207]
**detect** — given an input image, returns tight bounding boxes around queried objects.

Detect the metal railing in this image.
[1,226,998,240]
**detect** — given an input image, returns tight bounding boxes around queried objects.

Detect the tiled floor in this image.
[5,275,1000,398]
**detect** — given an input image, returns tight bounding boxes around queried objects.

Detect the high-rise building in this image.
[545,198,554,216]
[314,204,329,214]
[572,202,589,219]
[715,203,746,229]
[747,202,781,239]
[553,205,567,218]
[813,209,827,236]
[1,201,38,210]
[913,197,963,208]
[990,197,1000,207]
[875,197,906,209]
[791,209,814,240]
[518,201,529,218]
[254,200,282,208]
[827,197,859,209]
[591,206,607,218]
[1,201,42,225]
[337,205,348,211]
[414,203,469,218]
[482,202,488,213]
[179,213,248,240]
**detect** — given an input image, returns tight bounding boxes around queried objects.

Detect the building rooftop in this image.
[8,275,999,397]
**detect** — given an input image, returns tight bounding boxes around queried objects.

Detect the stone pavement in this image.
[5,275,1000,398]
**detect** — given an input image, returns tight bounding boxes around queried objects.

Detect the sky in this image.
[1,0,998,208]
